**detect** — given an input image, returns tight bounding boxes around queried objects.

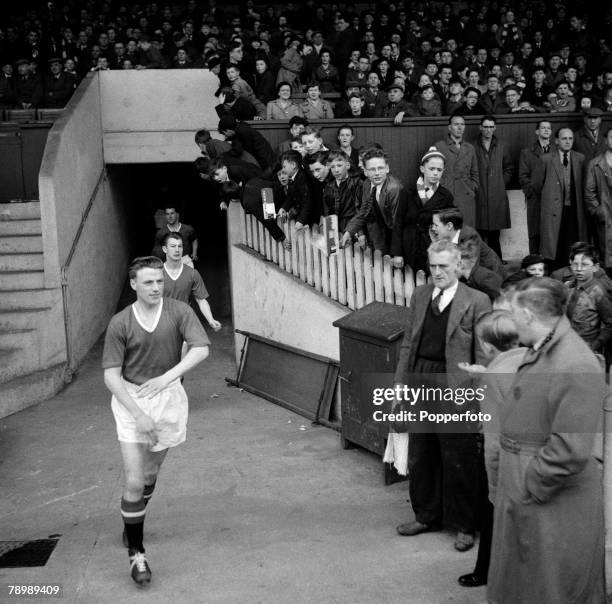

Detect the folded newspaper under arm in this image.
[311,214,339,256]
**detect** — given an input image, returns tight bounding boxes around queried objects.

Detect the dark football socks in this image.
[121,497,145,553]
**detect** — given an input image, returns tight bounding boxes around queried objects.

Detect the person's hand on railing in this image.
[393,111,405,126]
[357,234,367,248]
[253,115,263,120]
[278,208,288,221]
[295,221,305,231]
[340,232,352,248]
[392,256,404,268]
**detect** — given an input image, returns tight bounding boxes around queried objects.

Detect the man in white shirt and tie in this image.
[393,239,491,552]
[360,148,405,253]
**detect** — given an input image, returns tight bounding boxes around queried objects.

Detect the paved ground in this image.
[0,326,486,604]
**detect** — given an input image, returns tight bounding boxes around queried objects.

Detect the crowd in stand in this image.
[196,101,612,600]
[6,0,611,600]
[2,1,612,116]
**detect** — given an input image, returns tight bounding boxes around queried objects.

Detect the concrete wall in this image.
[230,244,350,365]
[226,203,350,366]
[100,70,220,163]
[39,74,105,287]
[38,73,130,371]
[63,173,130,366]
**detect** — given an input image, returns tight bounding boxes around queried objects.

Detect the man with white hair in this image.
[394,239,491,552]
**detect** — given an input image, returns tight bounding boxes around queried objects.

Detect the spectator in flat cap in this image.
[14,58,43,108]
[375,82,418,124]
[574,107,607,164]
[334,80,365,119]
[43,57,75,108]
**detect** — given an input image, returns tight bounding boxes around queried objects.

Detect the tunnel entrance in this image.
[106,162,230,320]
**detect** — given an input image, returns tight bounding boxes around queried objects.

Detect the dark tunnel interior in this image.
[106,162,231,321]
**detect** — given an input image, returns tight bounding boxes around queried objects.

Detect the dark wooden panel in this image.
[237,332,339,422]
[251,114,608,185]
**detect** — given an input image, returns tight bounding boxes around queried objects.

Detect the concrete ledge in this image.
[0,363,69,419]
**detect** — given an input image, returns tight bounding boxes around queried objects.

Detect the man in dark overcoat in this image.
[518,120,553,253]
[532,128,588,267]
[487,277,604,603]
[474,115,513,259]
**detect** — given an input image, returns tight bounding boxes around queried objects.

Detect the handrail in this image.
[60,166,106,375]
[60,168,106,280]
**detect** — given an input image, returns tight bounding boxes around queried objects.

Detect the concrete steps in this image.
[0,202,42,220]
[0,363,68,418]
[0,253,44,271]
[0,270,45,290]
[0,219,42,236]
[0,202,68,418]
[0,235,43,253]
[0,202,45,292]
[0,287,59,309]
[0,307,48,330]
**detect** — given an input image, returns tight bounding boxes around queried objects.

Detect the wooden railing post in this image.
[238,214,417,311]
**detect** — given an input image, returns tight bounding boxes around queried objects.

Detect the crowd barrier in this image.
[249,114,612,188]
[237,203,426,310]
